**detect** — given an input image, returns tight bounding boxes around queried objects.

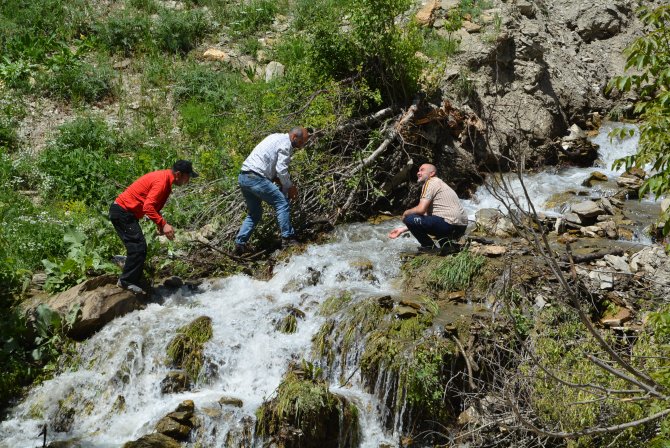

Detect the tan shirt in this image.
[421,177,468,226]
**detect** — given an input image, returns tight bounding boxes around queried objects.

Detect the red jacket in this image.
[115,170,174,229]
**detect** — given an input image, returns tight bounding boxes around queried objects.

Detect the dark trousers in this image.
[403,214,467,248]
[109,203,147,286]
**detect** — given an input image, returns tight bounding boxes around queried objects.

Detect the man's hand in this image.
[287,185,298,201]
[388,227,407,239]
[162,224,175,240]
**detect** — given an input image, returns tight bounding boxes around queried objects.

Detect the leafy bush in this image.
[229,0,282,36]
[39,49,115,104]
[96,12,152,56]
[0,115,19,152]
[173,64,243,110]
[42,228,118,293]
[153,9,211,55]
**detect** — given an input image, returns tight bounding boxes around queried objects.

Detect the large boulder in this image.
[44,275,144,340]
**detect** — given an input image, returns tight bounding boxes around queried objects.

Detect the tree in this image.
[608,5,670,233]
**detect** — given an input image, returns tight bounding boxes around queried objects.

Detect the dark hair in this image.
[172,160,199,178]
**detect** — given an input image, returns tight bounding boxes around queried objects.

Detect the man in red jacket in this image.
[109,160,198,294]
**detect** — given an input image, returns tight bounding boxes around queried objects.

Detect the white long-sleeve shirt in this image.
[241,133,293,192]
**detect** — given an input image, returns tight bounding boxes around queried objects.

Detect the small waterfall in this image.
[0,122,650,447]
[0,222,416,448]
[462,122,642,218]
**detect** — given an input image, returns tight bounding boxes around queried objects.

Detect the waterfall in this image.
[0,122,647,447]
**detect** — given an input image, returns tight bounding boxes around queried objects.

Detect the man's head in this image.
[417,163,437,183]
[289,127,309,148]
[172,160,199,186]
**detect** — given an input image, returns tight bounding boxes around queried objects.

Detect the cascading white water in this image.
[462,122,641,218]
[0,122,646,448]
[0,222,418,448]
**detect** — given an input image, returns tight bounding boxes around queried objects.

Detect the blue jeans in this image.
[235,173,295,244]
[403,214,467,248]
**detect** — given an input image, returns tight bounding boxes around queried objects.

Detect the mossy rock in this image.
[165,316,213,381]
[256,371,360,448]
[121,433,181,448]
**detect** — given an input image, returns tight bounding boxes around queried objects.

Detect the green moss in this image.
[166,316,213,381]
[319,293,353,316]
[256,370,360,446]
[276,314,298,334]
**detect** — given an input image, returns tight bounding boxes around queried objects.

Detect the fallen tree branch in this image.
[559,248,624,264]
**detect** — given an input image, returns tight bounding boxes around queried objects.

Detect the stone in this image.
[516,0,535,17]
[446,290,465,301]
[155,417,191,441]
[603,254,631,274]
[160,371,191,394]
[571,200,606,219]
[589,270,613,290]
[399,299,423,310]
[462,21,482,33]
[265,61,285,82]
[600,307,632,327]
[113,59,132,70]
[44,275,144,340]
[396,306,419,319]
[534,294,547,309]
[122,433,181,448]
[458,406,480,425]
[470,245,506,256]
[203,48,228,62]
[416,0,439,26]
[563,124,586,142]
[219,396,244,408]
[581,171,608,187]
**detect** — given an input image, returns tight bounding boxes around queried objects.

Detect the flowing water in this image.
[0,122,656,447]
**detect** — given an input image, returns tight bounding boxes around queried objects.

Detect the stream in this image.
[0,122,658,447]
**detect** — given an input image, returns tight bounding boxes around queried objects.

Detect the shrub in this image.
[153,9,211,55]
[96,12,152,56]
[229,0,282,36]
[39,50,115,104]
[173,64,242,111]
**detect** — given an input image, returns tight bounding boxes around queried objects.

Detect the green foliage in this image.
[42,228,118,293]
[421,28,459,60]
[96,11,152,56]
[608,5,670,228]
[427,250,485,291]
[153,9,211,55]
[0,307,34,409]
[174,64,243,112]
[276,314,298,334]
[229,0,283,36]
[39,48,116,104]
[31,303,79,367]
[166,316,213,381]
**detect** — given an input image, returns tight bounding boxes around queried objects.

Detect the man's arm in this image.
[402,198,431,218]
[388,226,408,239]
[276,143,293,193]
[143,180,174,239]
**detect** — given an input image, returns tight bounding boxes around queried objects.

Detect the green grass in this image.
[427,250,485,291]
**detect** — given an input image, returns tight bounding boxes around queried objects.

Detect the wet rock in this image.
[53,406,75,433]
[219,396,244,408]
[122,433,181,448]
[399,299,422,310]
[595,220,618,239]
[571,200,606,220]
[162,276,183,289]
[160,371,192,394]
[396,306,419,319]
[155,417,191,441]
[377,295,394,309]
[559,138,599,167]
[43,275,143,340]
[582,171,608,187]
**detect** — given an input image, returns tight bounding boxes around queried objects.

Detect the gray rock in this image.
[43,275,144,340]
[265,61,285,82]
[571,200,606,219]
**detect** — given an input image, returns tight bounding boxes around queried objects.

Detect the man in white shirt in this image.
[388,163,468,254]
[235,127,309,254]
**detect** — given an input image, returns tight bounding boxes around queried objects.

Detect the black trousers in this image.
[109,203,146,286]
[403,213,467,248]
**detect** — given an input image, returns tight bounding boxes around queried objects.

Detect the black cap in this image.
[173,160,199,178]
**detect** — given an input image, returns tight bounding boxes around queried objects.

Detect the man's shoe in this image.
[281,237,300,249]
[440,244,461,256]
[417,245,439,254]
[117,279,146,295]
[234,243,247,256]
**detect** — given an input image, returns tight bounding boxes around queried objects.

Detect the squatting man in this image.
[388,163,468,254]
